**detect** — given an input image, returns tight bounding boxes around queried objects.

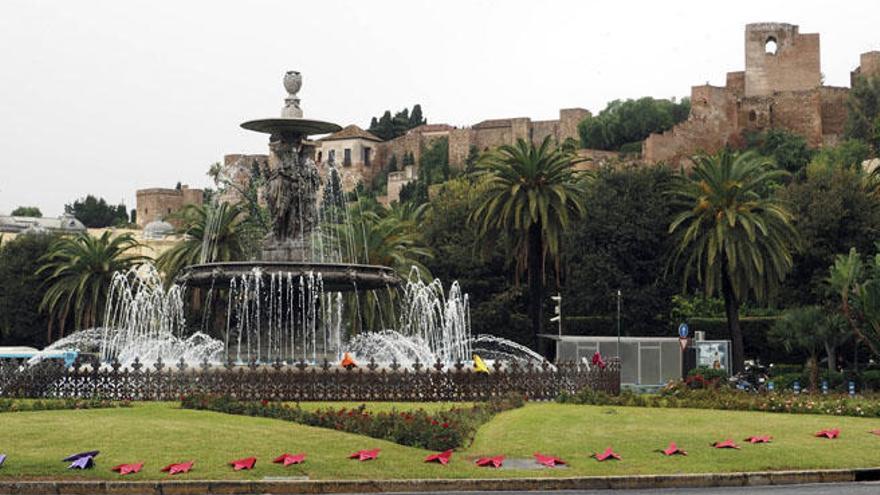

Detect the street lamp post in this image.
[616,289,622,358]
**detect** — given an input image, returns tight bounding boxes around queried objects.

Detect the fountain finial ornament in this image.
[282,70,303,118]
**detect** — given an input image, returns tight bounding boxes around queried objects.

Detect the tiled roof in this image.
[320,125,382,142]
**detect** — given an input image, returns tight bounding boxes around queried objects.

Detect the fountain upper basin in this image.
[240,118,341,135]
[178,261,402,291]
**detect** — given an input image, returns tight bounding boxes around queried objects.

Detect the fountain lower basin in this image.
[178,261,401,291]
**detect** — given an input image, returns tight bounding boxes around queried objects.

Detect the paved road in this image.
[346,482,880,494]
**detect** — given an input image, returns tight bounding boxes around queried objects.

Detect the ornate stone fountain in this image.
[179,71,400,291]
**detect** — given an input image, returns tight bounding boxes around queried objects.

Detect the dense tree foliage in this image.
[845,75,880,152]
[779,166,880,305]
[810,139,872,172]
[578,97,690,151]
[563,166,678,336]
[368,105,427,141]
[10,206,42,217]
[747,128,814,176]
[668,150,799,373]
[0,233,56,347]
[398,138,450,206]
[64,195,128,228]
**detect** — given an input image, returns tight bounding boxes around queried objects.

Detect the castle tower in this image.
[744,23,821,97]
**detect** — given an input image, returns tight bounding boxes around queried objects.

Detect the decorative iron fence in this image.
[0,357,620,402]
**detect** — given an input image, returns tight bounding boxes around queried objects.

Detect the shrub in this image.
[181,393,525,451]
[0,398,130,413]
[558,384,880,418]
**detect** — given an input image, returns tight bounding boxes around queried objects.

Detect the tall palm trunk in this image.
[722,265,745,374]
[527,223,544,352]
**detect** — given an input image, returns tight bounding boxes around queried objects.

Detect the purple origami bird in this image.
[68,456,95,470]
[0,454,6,467]
[63,451,99,461]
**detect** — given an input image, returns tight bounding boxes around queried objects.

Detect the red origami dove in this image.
[424,450,453,465]
[273,453,306,466]
[592,447,621,461]
[660,442,687,456]
[816,428,840,439]
[349,449,380,461]
[111,463,143,475]
[591,351,607,370]
[160,461,193,475]
[533,453,566,467]
[229,457,256,471]
[870,429,880,436]
[745,435,772,444]
[475,455,504,468]
[712,439,740,449]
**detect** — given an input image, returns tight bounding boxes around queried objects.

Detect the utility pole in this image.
[550,294,562,336]
[616,289,622,358]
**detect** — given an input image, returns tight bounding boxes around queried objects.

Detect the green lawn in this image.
[0,402,879,480]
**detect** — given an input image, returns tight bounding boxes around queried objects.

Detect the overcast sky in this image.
[1,1,878,216]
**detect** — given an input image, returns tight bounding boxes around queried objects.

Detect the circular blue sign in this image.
[678,323,689,339]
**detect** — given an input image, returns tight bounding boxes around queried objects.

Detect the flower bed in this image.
[557,385,880,418]
[0,398,131,413]
[181,393,524,451]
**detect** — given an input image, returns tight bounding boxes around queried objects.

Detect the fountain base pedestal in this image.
[261,237,312,262]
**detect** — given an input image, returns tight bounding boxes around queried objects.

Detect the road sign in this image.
[678,323,689,339]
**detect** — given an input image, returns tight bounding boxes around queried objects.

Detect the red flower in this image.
[261,399,269,406]
[442,423,450,428]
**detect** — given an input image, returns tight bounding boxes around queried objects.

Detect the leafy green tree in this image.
[827,246,880,361]
[668,150,799,373]
[464,145,480,173]
[0,233,56,346]
[845,75,880,151]
[387,154,399,172]
[368,106,428,141]
[130,209,137,224]
[156,203,248,281]
[779,166,880,306]
[38,231,148,336]
[748,128,814,175]
[769,306,840,390]
[810,139,872,172]
[418,137,450,185]
[64,195,129,228]
[469,137,589,349]
[578,97,690,151]
[11,206,42,217]
[410,104,426,128]
[563,165,678,336]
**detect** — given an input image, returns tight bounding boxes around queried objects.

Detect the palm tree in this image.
[669,150,799,373]
[333,199,433,332]
[38,231,148,339]
[468,136,589,350]
[156,202,248,281]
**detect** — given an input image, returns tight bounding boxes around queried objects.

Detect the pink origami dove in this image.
[475,455,504,468]
[111,463,143,475]
[745,435,772,444]
[660,442,687,456]
[424,450,453,465]
[816,428,840,439]
[712,439,740,449]
[349,449,380,461]
[533,453,566,467]
[229,457,256,471]
[160,461,193,475]
[592,447,621,461]
[273,453,306,466]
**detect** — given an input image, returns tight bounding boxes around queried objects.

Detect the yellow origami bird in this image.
[473,354,490,373]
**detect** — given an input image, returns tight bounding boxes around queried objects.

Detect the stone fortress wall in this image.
[145,22,880,216]
[135,185,203,228]
[644,23,880,165]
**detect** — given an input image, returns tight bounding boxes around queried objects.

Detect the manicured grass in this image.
[1,402,879,480]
